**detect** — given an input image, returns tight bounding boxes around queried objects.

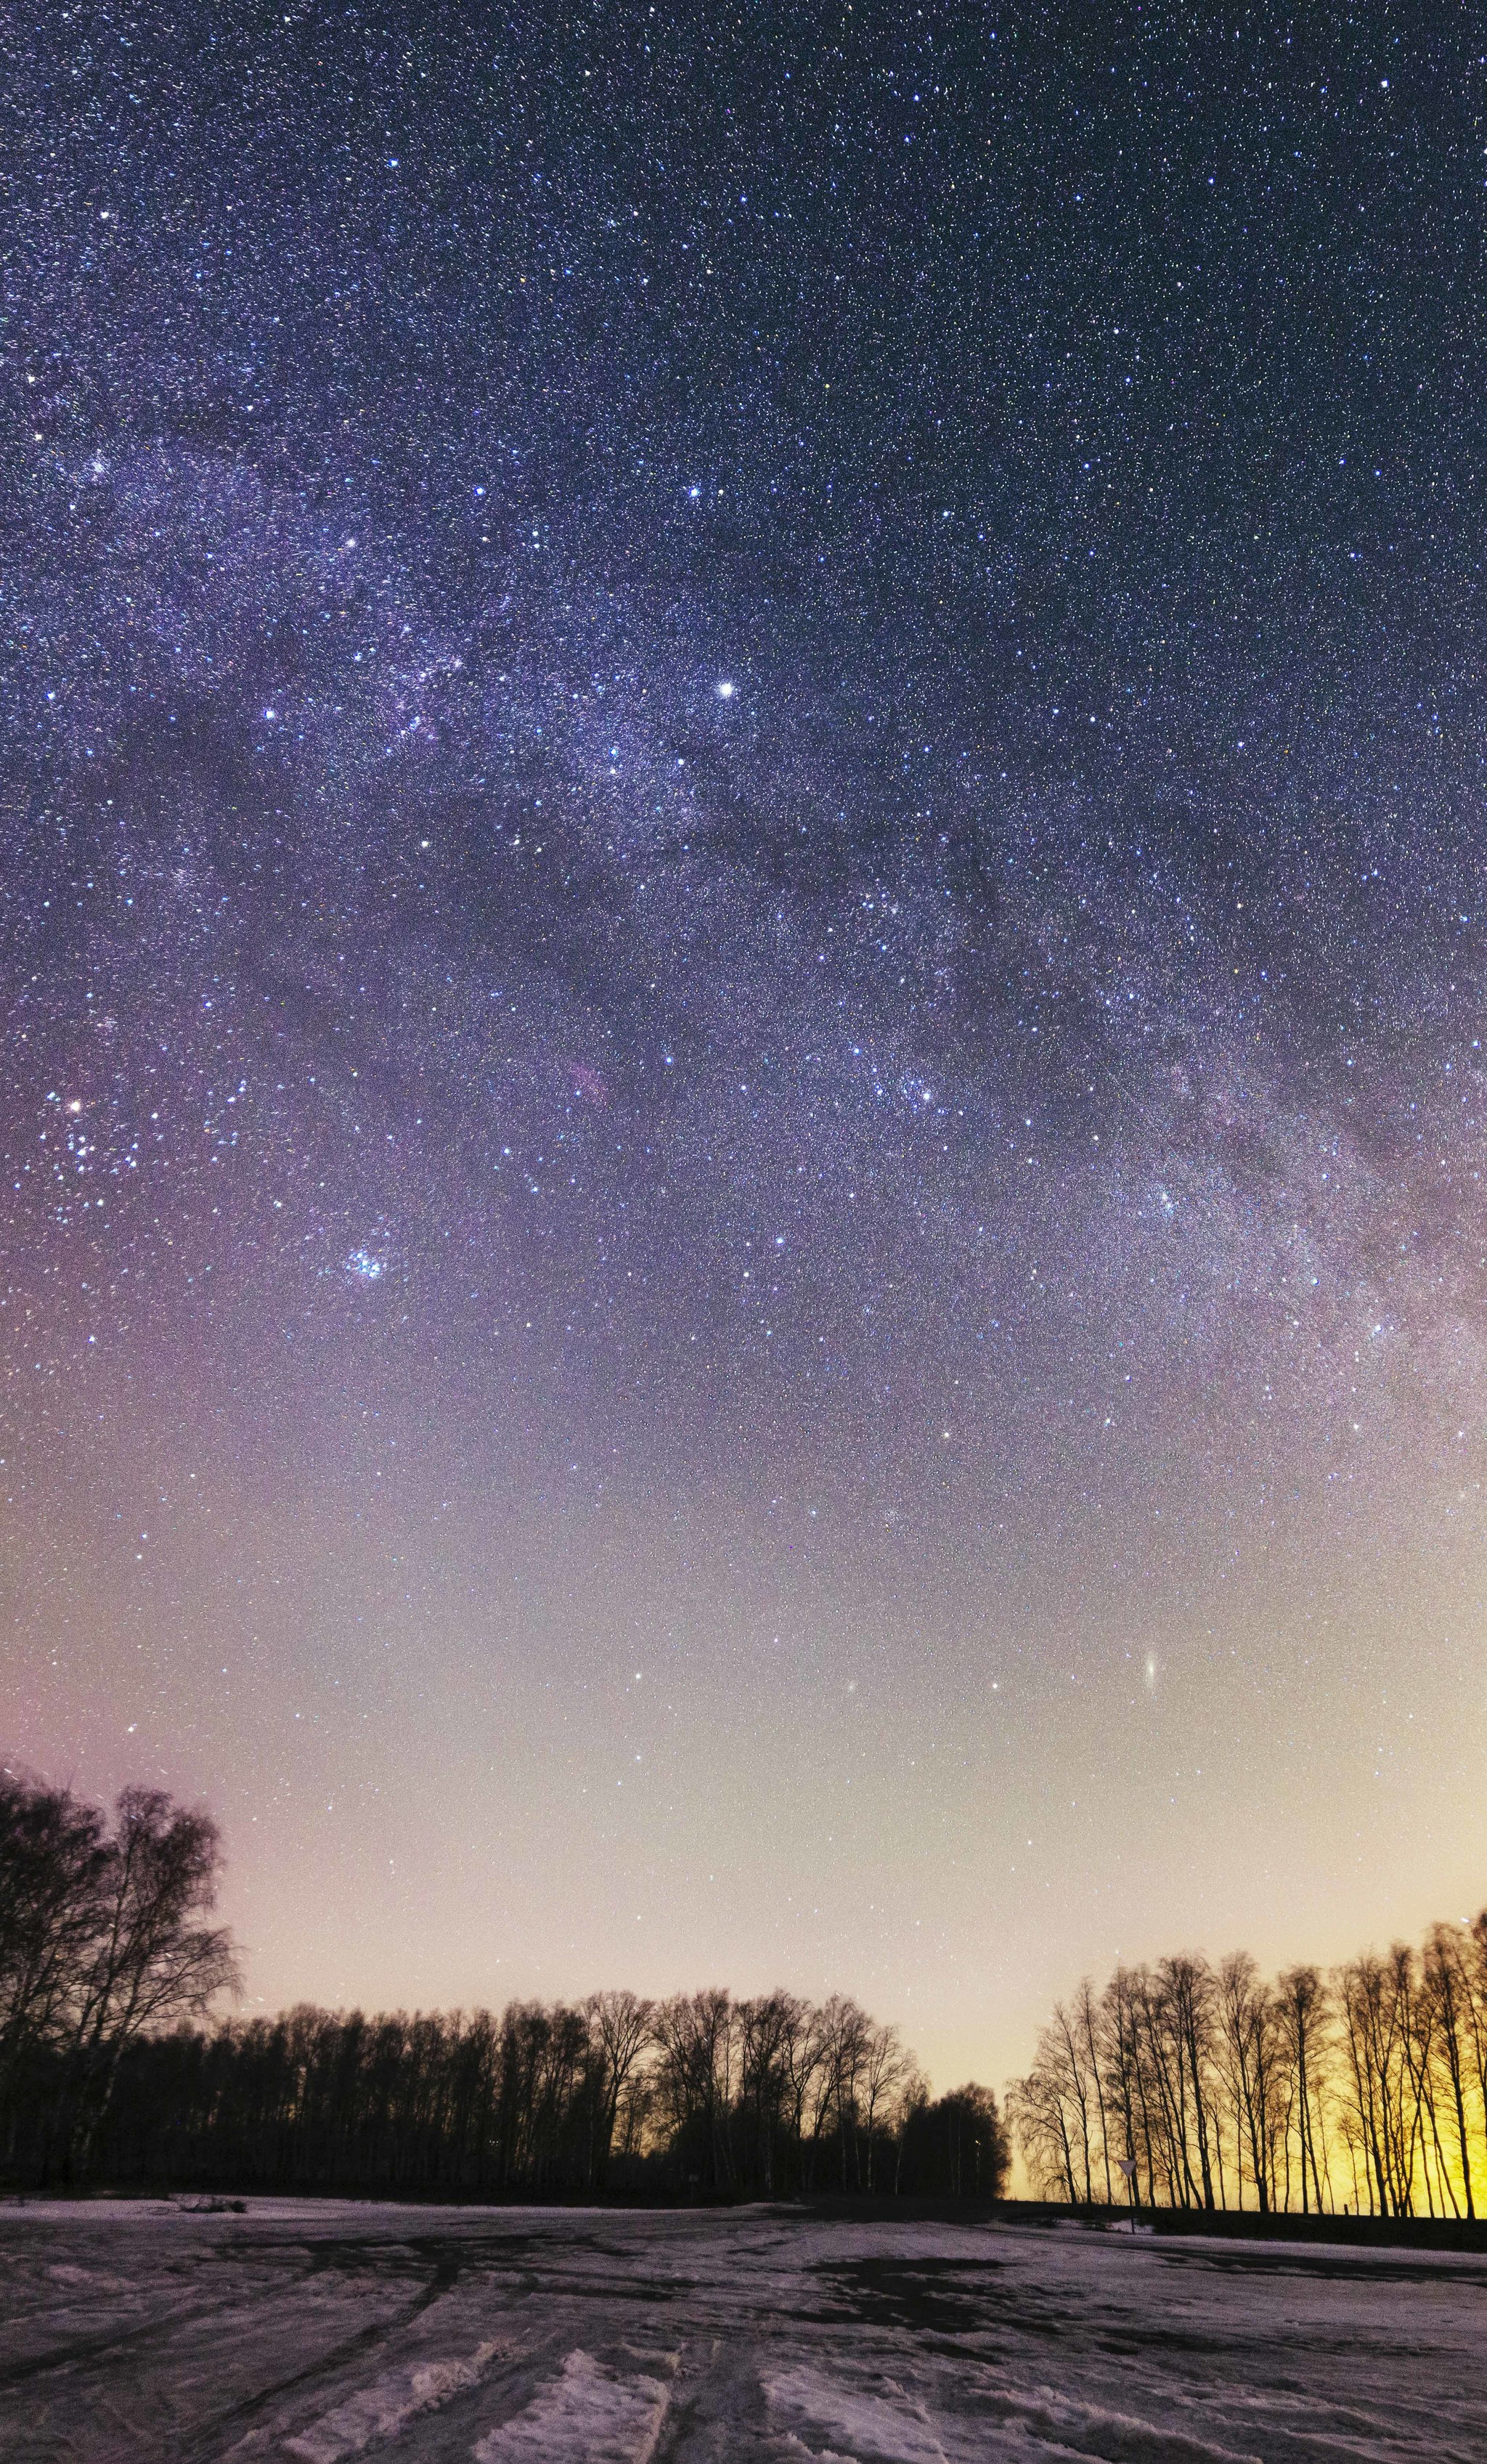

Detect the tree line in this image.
[1,1770,1007,2199]
[1009,1917,1487,2219]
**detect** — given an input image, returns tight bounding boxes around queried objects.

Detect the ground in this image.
[0,2200,1480,2461]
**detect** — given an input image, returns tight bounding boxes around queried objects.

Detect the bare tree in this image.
[1336,1951,1414,2216]
[1215,1952,1281,2214]
[1011,1931,1485,2221]
[1420,1925,1480,2219]
[1046,1994,1099,2202]
[651,1988,736,2192]
[585,1990,653,2187]
[818,1995,873,2190]
[63,1790,237,2164]
[779,1994,829,2190]
[1006,2031,1080,2200]
[1096,1965,1158,2208]
[736,1991,804,2194]
[859,2018,913,2191]
[1275,1966,1330,2214]
[0,1775,113,2119]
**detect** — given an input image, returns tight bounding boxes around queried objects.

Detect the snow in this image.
[473,2349,673,2461]
[280,2340,502,2460]
[0,2200,1480,2462]
[766,2364,950,2461]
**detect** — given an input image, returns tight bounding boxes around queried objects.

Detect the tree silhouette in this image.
[1,1771,237,2180]
[1011,1919,1487,2217]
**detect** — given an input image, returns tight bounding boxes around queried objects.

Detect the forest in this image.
[1009,1921,1487,2219]
[10,1763,1481,2218]
[0,1769,1005,2200]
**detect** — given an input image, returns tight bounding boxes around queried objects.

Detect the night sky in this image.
[5,4,1486,2089]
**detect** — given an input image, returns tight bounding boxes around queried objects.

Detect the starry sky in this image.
[4,2,1486,2090]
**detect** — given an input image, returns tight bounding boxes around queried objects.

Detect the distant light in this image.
[716,678,736,699]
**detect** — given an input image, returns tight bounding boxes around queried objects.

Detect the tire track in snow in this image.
[766,2362,1272,2464]
[648,2333,778,2463]
[179,2244,486,2460]
[471,2348,675,2463]
[205,2322,574,2464]
[765,2365,950,2463]
[0,2228,457,2397]
[0,2288,254,2391]
[274,2338,505,2461]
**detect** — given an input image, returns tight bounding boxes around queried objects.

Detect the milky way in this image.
[4,6,1486,2081]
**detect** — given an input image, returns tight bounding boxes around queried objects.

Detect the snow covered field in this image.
[1,2199,1480,2462]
